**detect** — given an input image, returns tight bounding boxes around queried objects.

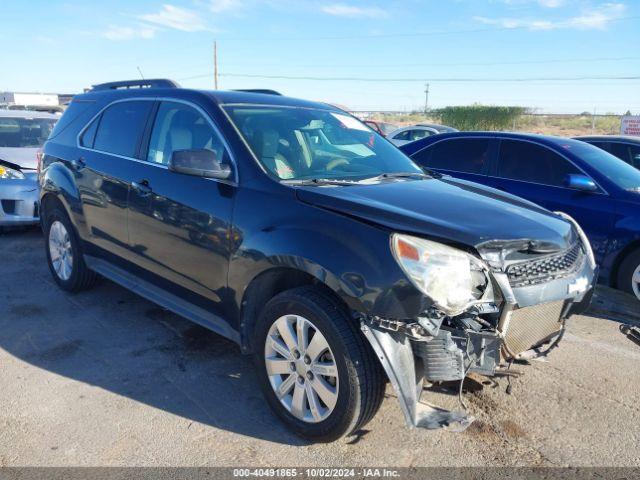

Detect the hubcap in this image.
[264,315,339,423]
[48,221,73,281]
[632,264,640,300]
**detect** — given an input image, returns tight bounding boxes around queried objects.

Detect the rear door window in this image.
[414,138,490,174]
[497,140,580,187]
[630,145,640,169]
[608,142,631,163]
[609,142,640,169]
[392,130,411,141]
[93,101,153,158]
[408,129,434,142]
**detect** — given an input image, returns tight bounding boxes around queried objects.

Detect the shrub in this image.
[432,105,529,131]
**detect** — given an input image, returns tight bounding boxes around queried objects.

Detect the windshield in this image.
[0,116,57,148]
[222,105,423,181]
[560,140,640,192]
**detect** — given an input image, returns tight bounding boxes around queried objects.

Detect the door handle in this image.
[131,180,152,195]
[71,157,86,171]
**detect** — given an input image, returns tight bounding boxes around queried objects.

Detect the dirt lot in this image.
[1,228,639,467]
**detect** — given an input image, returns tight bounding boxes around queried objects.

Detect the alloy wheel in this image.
[632,264,640,300]
[48,220,73,281]
[264,314,339,423]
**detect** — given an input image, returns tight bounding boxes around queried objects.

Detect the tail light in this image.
[36,148,44,175]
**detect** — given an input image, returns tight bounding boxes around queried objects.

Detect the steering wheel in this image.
[326,158,349,171]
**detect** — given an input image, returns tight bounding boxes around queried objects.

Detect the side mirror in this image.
[565,174,598,192]
[168,149,232,180]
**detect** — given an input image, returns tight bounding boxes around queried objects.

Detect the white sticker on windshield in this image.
[331,113,370,132]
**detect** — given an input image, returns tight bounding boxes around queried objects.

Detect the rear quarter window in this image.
[48,100,94,141]
[80,116,99,148]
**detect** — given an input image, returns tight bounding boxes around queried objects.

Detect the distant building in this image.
[0,92,60,107]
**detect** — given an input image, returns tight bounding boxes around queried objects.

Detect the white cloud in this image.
[102,25,156,40]
[537,0,565,7]
[475,2,626,30]
[498,0,567,7]
[138,4,207,32]
[321,3,387,18]
[209,0,243,12]
[564,2,626,29]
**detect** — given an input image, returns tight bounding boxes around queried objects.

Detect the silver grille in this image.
[506,243,584,288]
[504,301,564,355]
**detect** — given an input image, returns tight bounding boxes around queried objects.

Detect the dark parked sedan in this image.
[574,135,640,169]
[401,132,640,301]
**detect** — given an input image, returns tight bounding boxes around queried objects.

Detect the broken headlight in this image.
[391,233,491,316]
[0,165,25,180]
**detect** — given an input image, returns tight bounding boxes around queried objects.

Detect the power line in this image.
[213,56,640,69]
[226,15,640,41]
[179,72,640,83]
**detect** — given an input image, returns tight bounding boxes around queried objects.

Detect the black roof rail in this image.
[90,79,180,91]
[232,89,282,96]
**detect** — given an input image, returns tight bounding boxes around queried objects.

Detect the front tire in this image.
[43,205,97,292]
[617,248,640,301]
[253,286,385,442]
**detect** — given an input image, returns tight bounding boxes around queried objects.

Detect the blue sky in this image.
[2,0,639,113]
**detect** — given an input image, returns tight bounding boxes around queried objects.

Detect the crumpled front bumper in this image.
[0,173,39,226]
[361,222,598,431]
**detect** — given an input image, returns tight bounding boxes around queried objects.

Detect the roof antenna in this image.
[136,66,145,80]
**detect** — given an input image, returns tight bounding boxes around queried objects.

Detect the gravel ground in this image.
[1,228,639,467]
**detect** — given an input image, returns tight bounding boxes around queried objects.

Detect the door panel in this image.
[127,100,236,318]
[127,164,235,308]
[491,139,615,263]
[77,100,154,259]
[76,151,132,258]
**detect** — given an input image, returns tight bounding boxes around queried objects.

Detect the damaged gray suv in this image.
[39,81,597,441]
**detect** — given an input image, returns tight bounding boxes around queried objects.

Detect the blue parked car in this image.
[400,132,640,300]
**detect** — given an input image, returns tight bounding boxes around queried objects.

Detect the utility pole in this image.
[424,83,430,114]
[213,40,219,90]
[592,106,596,134]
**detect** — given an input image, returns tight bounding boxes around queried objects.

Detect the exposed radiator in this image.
[504,300,564,355]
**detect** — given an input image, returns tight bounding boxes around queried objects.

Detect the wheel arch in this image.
[238,265,356,354]
[39,159,83,233]
[611,239,640,288]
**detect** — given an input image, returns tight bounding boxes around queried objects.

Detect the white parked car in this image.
[388,123,458,146]
[0,110,58,229]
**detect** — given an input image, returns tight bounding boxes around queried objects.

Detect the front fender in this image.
[231,224,427,319]
[228,189,430,322]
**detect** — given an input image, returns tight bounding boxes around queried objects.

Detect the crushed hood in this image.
[295,177,574,252]
[0,147,39,170]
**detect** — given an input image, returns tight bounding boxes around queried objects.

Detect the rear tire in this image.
[617,248,640,301]
[43,204,97,292]
[253,286,385,442]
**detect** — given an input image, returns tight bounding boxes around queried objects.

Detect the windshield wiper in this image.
[366,171,432,181]
[282,178,360,186]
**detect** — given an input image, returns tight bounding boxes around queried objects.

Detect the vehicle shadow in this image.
[0,230,309,446]
[585,286,640,327]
